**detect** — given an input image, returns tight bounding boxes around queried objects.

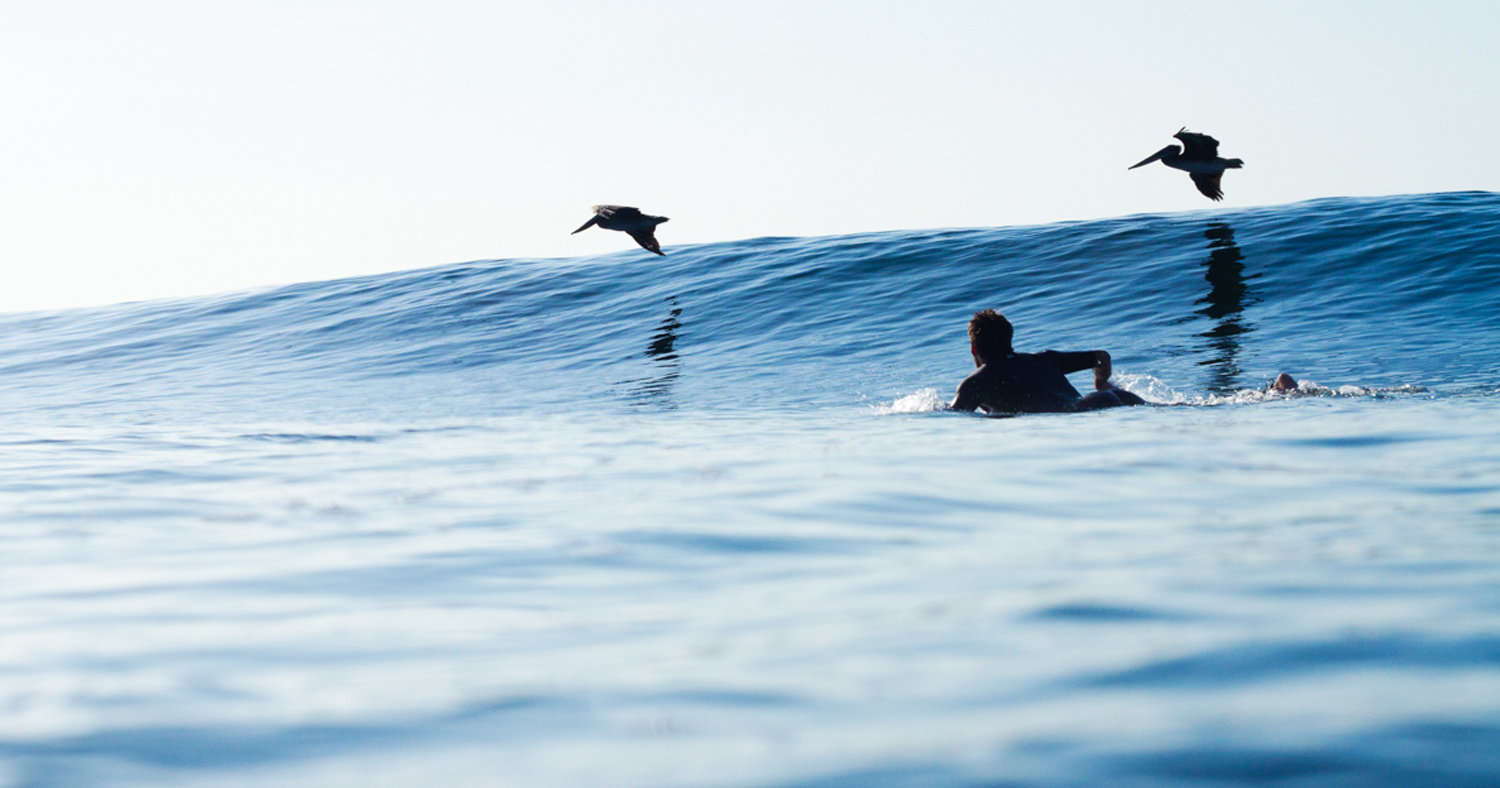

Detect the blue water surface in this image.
[0,192,1498,787]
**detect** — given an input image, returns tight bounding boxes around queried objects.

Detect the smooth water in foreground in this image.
[2,192,1498,786]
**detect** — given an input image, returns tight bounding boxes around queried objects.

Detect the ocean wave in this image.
[1,192,1496,421]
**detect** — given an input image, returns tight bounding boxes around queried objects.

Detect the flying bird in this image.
[1129,129,1244,201]
[571,205,670,255]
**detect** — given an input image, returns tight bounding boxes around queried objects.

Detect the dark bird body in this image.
[1129,129,1244,201]
[572,205,670,255]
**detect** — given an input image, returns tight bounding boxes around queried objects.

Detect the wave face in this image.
[3,191,1497,421]
[2,192,1500,788]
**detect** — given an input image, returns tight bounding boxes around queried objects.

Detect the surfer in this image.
[950,309,1146,414]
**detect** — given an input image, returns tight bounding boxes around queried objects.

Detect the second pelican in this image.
[1129,129,1244,201]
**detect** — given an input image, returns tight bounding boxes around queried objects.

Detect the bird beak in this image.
[1128,146,1175,170]
[571,216,599,235]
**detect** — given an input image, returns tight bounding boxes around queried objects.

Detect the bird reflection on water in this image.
[1195,222,1260,394]
[625,296,683,408]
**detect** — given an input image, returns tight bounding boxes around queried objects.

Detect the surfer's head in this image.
[968,309,1014,364]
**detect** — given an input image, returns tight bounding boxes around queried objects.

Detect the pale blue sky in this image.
[3,1,1497,311]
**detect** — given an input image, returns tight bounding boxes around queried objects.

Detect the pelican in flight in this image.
[572,205,669,256]
[1129,129,1244,201]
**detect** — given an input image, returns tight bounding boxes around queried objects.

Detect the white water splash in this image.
[874,387,947,414]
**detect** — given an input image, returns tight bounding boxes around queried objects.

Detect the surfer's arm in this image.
[1091,350,1114,391]
[1051,349,1116,390]
[950,380,979,412]
[949,371,983,412]
[1044,350,1113,389]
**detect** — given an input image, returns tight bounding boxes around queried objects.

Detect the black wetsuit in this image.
[951,350,1144,414]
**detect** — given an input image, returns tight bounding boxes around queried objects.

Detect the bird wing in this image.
[571,215,601,234]
[627,228,665,256]
[1174,130,1221,161]
[1190,172,1225,201]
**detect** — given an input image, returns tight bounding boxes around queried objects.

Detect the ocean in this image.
[1,191,1497,787]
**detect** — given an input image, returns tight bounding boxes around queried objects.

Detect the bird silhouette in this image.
[571,205,670,255]
[1129,129,1244,200]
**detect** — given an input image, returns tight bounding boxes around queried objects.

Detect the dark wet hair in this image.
[968,309,1013,360]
